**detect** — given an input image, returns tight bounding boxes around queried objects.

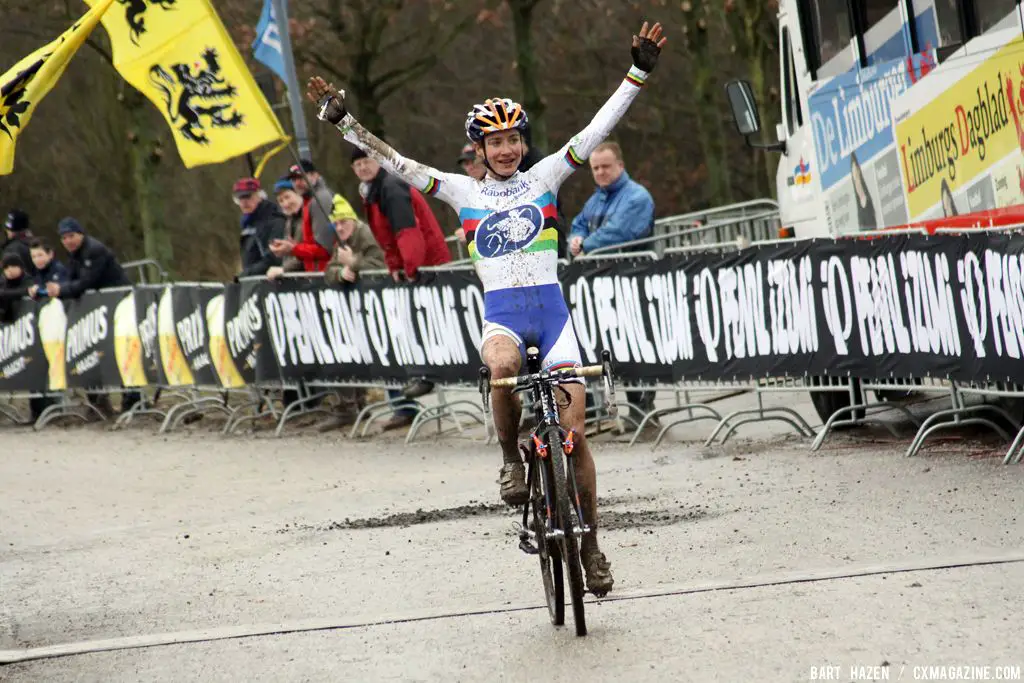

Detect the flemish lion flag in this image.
[0,0,116,175]
[86,0,287,168]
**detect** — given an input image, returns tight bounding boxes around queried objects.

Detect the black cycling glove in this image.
[631,36,662,72]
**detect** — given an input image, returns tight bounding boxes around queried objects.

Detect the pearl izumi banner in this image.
[0,234,1022,396]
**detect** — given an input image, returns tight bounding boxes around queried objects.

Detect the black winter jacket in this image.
[61,236,130,298]
[239,200,286,276]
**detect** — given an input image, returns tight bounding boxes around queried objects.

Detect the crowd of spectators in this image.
[3,132,661,428]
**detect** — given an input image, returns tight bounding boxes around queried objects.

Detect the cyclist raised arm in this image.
[305,78,475,211]
[307,21,666,599]
[528,22,666,191]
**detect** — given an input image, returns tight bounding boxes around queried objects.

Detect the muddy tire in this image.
[546,426,586,637]
[533,450,564,626]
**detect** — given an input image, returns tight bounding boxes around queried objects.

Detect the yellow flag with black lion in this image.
[84,0,287,168]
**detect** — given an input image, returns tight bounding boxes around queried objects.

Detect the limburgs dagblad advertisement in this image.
[157,286,194,387]
[809,46,937,233]
[133,285,166,386]
[892,30,1024,221]
[64,291,121,389]
[0,299,47,393]
[170,285,220,387]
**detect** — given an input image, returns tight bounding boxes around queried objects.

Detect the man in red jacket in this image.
[351,147,450,282]
[352,147,450,427]
[267,175,334,274]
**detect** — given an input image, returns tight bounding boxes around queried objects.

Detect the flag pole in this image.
[271,0,311,162]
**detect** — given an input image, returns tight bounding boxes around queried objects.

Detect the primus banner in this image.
[0,235,1022,396]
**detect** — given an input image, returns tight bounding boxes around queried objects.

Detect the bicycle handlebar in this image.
[488,363,605,390]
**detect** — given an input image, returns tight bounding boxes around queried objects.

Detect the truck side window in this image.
[975,0,1019,33]
[929,0,964,49]
[782,27,804,136]
[809,0,853,65]
[861,1,906,64]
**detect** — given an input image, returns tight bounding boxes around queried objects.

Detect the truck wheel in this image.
[809,377,863,425]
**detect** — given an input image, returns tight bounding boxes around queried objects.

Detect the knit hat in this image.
[1,253,24,270]
[350,147,368,162]
[4,209,28,233]
[329,195,358,223]
[232,177,261,197]
[274,178,296,194]
[57,217,85,236]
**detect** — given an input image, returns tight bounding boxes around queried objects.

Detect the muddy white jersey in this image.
[331,65,651,294]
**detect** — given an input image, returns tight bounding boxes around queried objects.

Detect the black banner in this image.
[2,234,1023,395]
[170,285,220,388]
[134,286,166,386]
[0,299,46,393]
[64,290,121,390]
[259,272,485,386]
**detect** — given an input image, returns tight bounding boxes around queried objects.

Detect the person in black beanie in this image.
[3,209,37,278]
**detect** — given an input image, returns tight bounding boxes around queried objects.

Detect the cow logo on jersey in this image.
[474,203,543,258]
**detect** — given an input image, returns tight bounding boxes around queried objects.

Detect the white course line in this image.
[3,551,1023,665]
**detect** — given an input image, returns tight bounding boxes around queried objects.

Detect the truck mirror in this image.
[726,79,760,136]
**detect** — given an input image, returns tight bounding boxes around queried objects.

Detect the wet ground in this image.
[1,391,1022,681]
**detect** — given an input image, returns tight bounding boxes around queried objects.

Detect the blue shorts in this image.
[481,283,583,372]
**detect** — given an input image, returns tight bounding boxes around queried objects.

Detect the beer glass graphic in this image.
[38,298,67,391]
[206,294,245,388]
[157,288,194,387]
[114,293,147,387]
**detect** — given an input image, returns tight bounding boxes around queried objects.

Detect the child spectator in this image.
[27,238,68,299]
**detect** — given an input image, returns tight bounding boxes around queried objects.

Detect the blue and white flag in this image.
[252,0,287,82]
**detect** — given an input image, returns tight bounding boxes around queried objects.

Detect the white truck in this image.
[725,0,1024,421]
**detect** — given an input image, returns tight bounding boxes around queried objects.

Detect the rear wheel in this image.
[547,426,586,636]
[532,449,564,626]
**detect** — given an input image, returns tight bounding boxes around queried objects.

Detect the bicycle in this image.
[479,347,617,637]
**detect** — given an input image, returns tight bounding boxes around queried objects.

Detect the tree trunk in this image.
[123,89,174,276]
[508,0,547,153]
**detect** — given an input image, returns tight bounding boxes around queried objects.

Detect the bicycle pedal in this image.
[519,539,539,555]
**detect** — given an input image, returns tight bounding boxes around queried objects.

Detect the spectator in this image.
[351,146,450,427]
[0,253,29,322]
[268,171,334,275]
[50,217,140,416]
[453,144,485,247]
[287,159,336,254]
[234,177,286,278]
[569,141,654,256]
[266,179,304,280]
[318,196,387,433]
[568,142,656,423]
[27,238,68,299]
[3,209,37,278]
[457,143,486,181]
[324,195,385,285]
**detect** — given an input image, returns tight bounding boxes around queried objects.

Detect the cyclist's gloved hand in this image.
[630,21,667,73]
[306,76,347,124]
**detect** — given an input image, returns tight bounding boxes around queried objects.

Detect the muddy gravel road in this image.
[1,395,1023,682]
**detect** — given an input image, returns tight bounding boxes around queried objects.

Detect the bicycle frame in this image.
[479,349,615,550]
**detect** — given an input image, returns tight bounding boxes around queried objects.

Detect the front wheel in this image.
[531,447,564,626]
[546,426,586,636]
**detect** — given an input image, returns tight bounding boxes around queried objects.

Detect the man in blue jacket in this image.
[569,141,657,424]
[569,141,654,256]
